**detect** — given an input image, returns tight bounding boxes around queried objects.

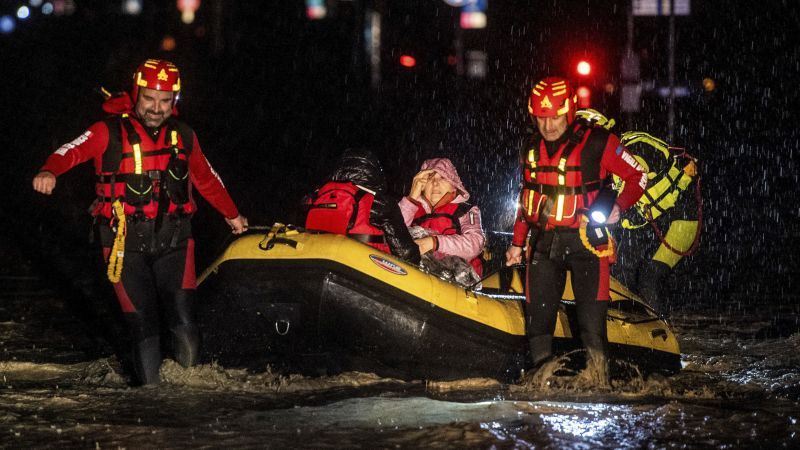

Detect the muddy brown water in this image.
[1,271,799,448]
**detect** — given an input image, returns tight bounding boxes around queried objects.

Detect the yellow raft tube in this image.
[197,226,680,381]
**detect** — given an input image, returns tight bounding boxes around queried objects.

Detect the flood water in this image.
[2,246,799,448]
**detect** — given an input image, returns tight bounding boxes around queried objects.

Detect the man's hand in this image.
[408,169,434,201]
[505,245,523,266]
[414,236,435,255]
[225,215,249,234]
[32,171,56,195]
[606,204,621,225]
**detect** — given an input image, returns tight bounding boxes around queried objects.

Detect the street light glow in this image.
[0,15,15,34]
[577,60,591,76]
[17,6,31,19]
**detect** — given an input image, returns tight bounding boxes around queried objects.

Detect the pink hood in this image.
[420,158,470,203]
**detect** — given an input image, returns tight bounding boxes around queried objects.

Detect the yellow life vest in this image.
[618,131,696,229]
[573,109,697,230]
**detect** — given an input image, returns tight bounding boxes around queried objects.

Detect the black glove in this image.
[371,194,421,265]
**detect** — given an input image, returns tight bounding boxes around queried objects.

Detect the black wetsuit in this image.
[526,230,609,368]
[100,216,199,385]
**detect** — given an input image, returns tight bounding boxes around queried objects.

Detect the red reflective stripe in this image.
[182,238,197,289]
[597,253,610,301]
[524,262,531,304]
[112,282,137,313]
[102,246,137,312]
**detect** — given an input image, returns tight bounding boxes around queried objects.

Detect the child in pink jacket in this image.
[399,158,486,279]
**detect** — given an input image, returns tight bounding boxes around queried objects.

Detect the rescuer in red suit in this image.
[32,59,248,385]
[505,76,647,382]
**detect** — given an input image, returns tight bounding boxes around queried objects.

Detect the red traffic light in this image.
[576,60,591,76]
[399,55,417,68]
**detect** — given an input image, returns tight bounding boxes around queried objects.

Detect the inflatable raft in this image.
[197,226,681,381]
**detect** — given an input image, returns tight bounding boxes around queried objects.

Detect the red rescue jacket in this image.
[512,121,646,246]
[40,94,239,221]
[94,115,194,218]
[305,181,390,253]
[411,201,483,276]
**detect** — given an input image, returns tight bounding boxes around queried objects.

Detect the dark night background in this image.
[1,0,798,315]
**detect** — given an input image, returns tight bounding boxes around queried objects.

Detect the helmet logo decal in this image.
[556,101,570,116]
[136,72,148,87]
[540,95,552,109]
[157,69,169,81]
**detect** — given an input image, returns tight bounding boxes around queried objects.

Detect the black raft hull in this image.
[197,231,681,382]
[199,259,528,381]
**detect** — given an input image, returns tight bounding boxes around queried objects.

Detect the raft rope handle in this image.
[258,222,302,250]
[578,215,616,258]
[107,200,127,283]
[258,225,281,250]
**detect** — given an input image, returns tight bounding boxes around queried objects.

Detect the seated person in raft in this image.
[398,158,486,286]
[304,148,421,265]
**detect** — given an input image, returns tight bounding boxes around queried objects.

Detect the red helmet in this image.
[527,76,577,123]
[131,59,181,104]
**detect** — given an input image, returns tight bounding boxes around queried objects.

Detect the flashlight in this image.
[589,186,618,224]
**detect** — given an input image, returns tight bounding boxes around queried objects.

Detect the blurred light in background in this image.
[702,77,715,92]
[604,82,615,95]
[657,86,689,97]
[41,2,53,15]
[52,0,76,16]
[30,0,43,7]
[460,0,487,29]
[465,50,487,79]
[161,35,177,51]
[16,6,31,19]
[177,0,200,24]
[306,0,327,20]
[0,15,15,34]
[576,60,591,76]
[459,11,486,29]
[577,86,592,108]
[123,0,142,15]
[399,54,416,68]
